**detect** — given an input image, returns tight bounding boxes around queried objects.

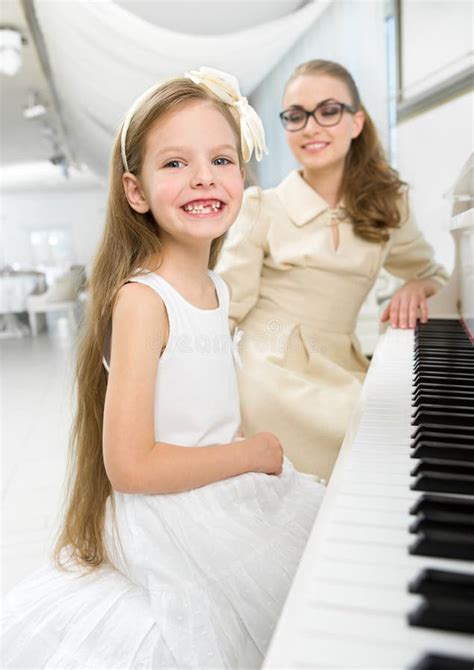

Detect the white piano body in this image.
[262,155,474,669]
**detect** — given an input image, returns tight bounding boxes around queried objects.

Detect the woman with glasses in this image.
[216,60,448,481]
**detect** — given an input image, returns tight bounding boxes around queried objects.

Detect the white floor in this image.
[1,324,76,596]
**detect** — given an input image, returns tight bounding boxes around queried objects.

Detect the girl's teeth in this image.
[184,202,222,213]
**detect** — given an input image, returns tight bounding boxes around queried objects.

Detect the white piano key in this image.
[320,539,474,573]
[312,557,416,588]
[331,506,410,527]
[306,581,416,614]
[325,525,408,545]
[336,493,411,512]
[342,472,411,486]
[340,481,417,498]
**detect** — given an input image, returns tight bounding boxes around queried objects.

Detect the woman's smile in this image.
[300,140,330,153]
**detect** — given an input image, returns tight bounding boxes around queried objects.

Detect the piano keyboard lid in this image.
[429,152,474,338]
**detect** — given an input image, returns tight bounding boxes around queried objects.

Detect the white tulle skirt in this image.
[2,458,324,669]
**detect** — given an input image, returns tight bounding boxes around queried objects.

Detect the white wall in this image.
[1,184,107,269]
[251,0,389,188]
[396,0,473,274]
[401,0,472,96]
[396,90,473,273]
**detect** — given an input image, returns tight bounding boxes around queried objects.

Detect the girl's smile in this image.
[181,198,226,216]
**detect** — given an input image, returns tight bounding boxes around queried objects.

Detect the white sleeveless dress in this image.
[2,270,325,669]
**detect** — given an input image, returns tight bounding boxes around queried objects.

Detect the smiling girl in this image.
[1,69,324,669]
[217,59,448,481]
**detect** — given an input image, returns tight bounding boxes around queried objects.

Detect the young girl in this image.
[216,59,449,481]
[1,68,325,669]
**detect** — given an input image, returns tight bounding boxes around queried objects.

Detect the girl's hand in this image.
[380,278,442,329]
[245,432,284,475]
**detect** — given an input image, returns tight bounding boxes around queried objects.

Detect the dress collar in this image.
[274,169,345,227]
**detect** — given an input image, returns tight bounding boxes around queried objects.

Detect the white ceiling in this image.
[0,0,309,173]
[116,1,307,35]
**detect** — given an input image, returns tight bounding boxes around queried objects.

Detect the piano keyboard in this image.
[263,321,474,670]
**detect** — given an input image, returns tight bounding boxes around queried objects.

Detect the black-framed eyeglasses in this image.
[279,99,357,131]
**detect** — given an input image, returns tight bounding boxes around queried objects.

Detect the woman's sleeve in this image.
[216,186,268,332]
[383,191,450,285]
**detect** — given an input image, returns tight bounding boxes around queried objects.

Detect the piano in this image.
[262,155,474,670]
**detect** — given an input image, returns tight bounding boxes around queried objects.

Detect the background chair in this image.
[26,265,86,336]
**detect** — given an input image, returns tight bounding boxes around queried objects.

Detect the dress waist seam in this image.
[241,307,357,335]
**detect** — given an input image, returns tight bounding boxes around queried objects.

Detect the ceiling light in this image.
[23,90,47,119]
[23,103,47,119]
[0,27,23,76]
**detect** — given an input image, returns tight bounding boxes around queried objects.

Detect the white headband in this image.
[120,67,268,171]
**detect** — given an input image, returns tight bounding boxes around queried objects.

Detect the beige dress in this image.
[216,169,449,480]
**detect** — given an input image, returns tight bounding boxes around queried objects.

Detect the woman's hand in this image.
[380,278,442,329]
[244,432,284,475]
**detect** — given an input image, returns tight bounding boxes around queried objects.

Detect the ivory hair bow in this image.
[185,67,268,163]
[121,67,267,171]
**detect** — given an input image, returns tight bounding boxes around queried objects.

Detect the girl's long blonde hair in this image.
[285,60,406,243]
[53,79,244,570]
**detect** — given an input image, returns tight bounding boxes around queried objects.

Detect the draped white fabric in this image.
[34,0,333,176]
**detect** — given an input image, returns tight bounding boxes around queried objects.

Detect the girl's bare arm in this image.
[103,283,281,494]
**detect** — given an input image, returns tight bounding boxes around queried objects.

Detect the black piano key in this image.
[413,352,472,362]
[414,509,474,526]
[411,471,474,495]
[413,387,474,401]
[410,493,474,521]
[414,342,473,352]
[414,342,474,352]
[417,321,467,329]
[413,374,474,388]
[410,459,474,477]
[415,339,474,347]
[412,379,474,394]
[418,426,474,437]
[415,334,474,343]
[409,528,474,560]
[409,517,473,536]
[413,345,474,362]
[412,387,474,406]
[416,325,473,336]
[411,410,474,428]
[415,335,473,342]
[413,359,474,372]
[411,444,474,462]
[412,404,474,420]
[411,427,474,445]
[412,394,474,408]
[410,653,474,670]
[418,329,474,336]
[417,321,466,328]
[408,596,474,634]
[413,368,472,386]
[408,568,474,600]
[414,351,474,361]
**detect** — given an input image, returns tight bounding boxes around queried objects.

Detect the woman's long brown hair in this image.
[285,60,406,243]
[52,79,244,570]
